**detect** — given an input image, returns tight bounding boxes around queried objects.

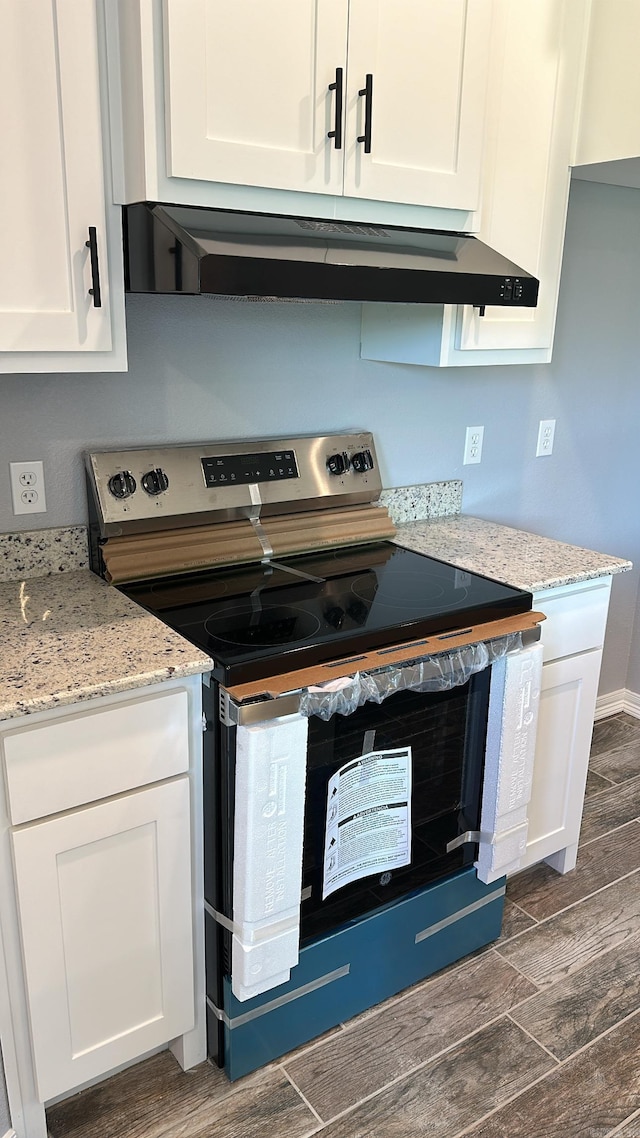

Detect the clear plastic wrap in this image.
[299,633,524,720]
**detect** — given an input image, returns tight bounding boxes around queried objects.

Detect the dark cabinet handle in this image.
[327,66,343,149]
[85,226,102,308]
[357,74,373,154]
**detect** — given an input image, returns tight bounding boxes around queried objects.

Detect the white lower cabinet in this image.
[0,679,205,1135]
[519,577,612,874]
[12,779,194,1103]
[522,650,601,872]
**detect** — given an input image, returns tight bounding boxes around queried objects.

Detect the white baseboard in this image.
[594,689,627,719]
[595,689,640,720]
[622,690,640,719]
[2,1128,16,1138]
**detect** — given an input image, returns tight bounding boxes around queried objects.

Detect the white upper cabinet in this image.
[0,0,126,373]
[112,0,491,218]
[360,0,591,366]
[343,0,490,209]
[164,0,349,195]
[574,0,640,169]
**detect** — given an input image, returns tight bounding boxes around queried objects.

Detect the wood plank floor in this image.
[47,711,640,1138]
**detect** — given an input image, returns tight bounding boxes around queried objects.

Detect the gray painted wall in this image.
[1,177,638,696]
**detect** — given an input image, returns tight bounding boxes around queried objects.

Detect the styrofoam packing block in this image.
[487,822,529,866]
[233,970,292,1004]
[232,929,299,1002]
[476,821,529,883]
[232,713,308,1001]
[476,855,522,885]
[480,642,543,828]
[476,642,543,884]
[490,804,529,835]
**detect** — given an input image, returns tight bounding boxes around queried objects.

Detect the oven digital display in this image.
[201,450,298,487]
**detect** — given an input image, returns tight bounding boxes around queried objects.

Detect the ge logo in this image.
[262,801,277,818]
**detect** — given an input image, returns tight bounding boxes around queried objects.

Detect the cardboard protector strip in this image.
[232,713,309,1001]
[100,505,395,583]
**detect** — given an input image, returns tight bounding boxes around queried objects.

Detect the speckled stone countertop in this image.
[394,516,632,592]
[0,571,212,721]
[0,525,88,581]
[379,480,462,525]
[1,509,631,722]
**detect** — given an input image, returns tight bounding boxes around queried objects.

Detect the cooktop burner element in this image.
[122,542,532,685]
[204,603,322,648]
[351,571,449,610]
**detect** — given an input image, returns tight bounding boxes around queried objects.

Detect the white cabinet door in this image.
[360,0,589,366]
[164,0,348,194]
[162,0,489,210]
[574,0,640,168]
[343,0,490,210]
[11,778,194,1102]
[520,650,602,872]
[0,0,121,360]
[450,0,582,357]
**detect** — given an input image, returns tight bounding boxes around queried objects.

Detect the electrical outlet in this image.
[536,419,556,457]
[9,461,47,515]
[463,425,484,465]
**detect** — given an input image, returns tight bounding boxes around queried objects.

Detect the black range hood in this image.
[124,202,539,308]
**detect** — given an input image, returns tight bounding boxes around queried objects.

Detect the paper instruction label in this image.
[322,747,412,900]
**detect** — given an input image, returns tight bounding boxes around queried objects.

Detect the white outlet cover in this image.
[536,419,556,457]
[463,425,484,465]
[9,461,47,515]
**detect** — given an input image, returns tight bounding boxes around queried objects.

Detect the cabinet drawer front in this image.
[535,582,611,661]
[3,689,190,824]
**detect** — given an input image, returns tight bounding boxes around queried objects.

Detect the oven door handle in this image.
[226,610,545,706]
[219,689,302,727]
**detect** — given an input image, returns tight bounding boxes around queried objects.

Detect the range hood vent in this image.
[124,203,539,308]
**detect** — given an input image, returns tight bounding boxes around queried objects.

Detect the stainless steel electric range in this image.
[86,432,543,1080]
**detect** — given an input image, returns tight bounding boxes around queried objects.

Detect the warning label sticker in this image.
[322,747,412,900]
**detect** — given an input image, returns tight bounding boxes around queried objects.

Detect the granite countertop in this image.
[394,516,632,592]
[0,509,632,723]
[0,570,212,721]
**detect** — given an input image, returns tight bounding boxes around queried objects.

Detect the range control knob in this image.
[326,452,349,476]
[141,468,169,496]
[351,449,374,473]
[107,471,136,500]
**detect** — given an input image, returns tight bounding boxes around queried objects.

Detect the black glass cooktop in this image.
[120,542,532,685]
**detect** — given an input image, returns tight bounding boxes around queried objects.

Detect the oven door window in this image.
[300,669,491,945]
